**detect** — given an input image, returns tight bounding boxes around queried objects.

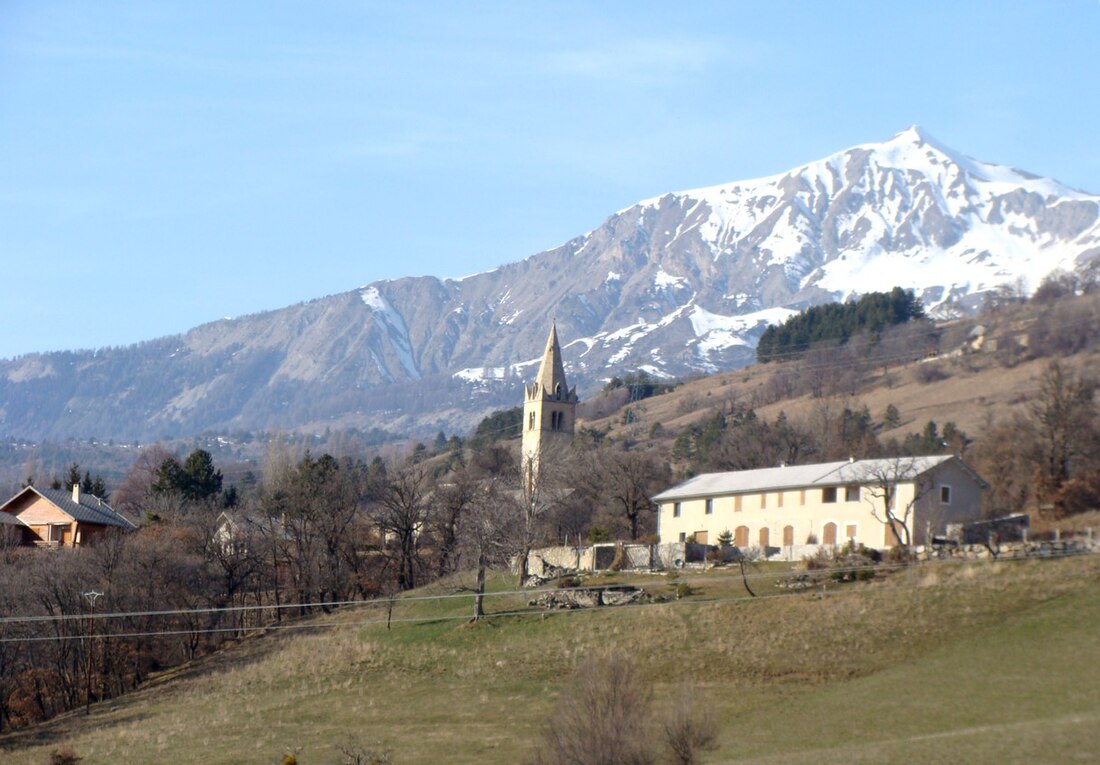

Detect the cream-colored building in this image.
[654,456,986,554]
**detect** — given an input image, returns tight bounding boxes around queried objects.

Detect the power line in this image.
[0,548,1092,644]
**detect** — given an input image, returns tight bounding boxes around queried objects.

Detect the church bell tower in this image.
[522,322,578,494]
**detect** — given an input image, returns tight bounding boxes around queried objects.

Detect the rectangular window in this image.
[673,502,681,518]
[822,487,838,503]
[845,485,860,502]
[760,493,767,509]
[800,489,806,506]
[940,486,952,504]
[678,532,686,543]
[705,498,713,515]
[777,492,784,508]
[846,524,857,541]
[734,495,742,512]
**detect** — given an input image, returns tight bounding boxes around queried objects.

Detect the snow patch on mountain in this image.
[360,286,421,380]
[453,366,509,383]
[689,306,799,356]
[654,269,688,289]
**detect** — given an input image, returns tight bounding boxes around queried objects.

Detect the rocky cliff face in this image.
[3,127,1098,441]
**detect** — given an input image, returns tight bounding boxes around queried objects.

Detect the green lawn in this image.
[3,557,1099,764]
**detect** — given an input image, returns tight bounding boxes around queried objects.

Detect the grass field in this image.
[3,554,1100,764]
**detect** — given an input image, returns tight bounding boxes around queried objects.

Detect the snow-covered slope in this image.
[2,127,1098,440]
[642,125,1098,318]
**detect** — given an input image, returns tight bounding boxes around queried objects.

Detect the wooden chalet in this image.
[0,484,136,548]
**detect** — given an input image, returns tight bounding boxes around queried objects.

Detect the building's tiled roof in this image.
[217,509,269,530]
[0,511,24,526]
[15,487,137,530]
[653,456,959,502]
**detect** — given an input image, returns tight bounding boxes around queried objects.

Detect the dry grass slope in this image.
[3,555,1100,764]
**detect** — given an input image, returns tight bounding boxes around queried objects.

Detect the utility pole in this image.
[83,590,102,715]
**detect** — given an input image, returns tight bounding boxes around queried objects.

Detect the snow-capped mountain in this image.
[3,127,1098,441]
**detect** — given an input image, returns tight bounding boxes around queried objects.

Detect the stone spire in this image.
[522,321,578,495]
[530,321,572,401]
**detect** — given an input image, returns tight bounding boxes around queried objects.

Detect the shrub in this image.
[663,686,718,765]
[1052,469,1100,517]
[48,748,82,765]
[525,653,717,765]
[884,545,915,565]
[802,547,832,570]
[337,739,392,765]
[525,653,654,765]
[912,362,950,384]
[588,526,610,544]
[674,582,695,600]
[557,576,581,589]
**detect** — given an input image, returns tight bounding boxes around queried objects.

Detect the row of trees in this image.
[671,399,966,477]
[756,287,926,363]
[0,429,678,730]
[971,361,1100,518]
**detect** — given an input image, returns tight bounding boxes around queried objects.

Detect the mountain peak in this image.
[3,129,1097,443]
[878,124,962,163]
[891,124,936,145]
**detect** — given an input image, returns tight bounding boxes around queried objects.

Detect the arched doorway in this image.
[734,525,749,548]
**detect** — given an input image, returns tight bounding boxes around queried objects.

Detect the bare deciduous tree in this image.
[1029,361,1098,509]
[599,447,668,541]
[374,460,432,591]
[110,444,176,520]
[515,443,574,586]
[457,476,520,621]
[856,457,935,549]
[733,545,763,597]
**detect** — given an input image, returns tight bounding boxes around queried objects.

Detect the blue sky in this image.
[1,1,1097,359]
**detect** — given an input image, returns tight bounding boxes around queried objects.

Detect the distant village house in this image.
[0,484,136,548]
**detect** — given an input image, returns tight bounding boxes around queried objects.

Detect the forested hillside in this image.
[755,287,927,362]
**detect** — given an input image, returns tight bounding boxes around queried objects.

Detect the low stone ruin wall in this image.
[526,546,593,578]
[916,537,1098,561]
[525,542,706,576]
[529,584,652,610]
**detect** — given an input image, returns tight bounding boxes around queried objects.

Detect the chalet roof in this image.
[0,486,137,530]
[217,509,267,530]
[653,455,964,502]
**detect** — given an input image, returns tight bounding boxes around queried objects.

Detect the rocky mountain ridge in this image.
[2,126,1098,441]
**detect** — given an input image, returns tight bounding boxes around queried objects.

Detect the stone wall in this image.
[525,534,1099,576]
[917,537,1098,561]
[525,546,594,578]
[526,542,706,574]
